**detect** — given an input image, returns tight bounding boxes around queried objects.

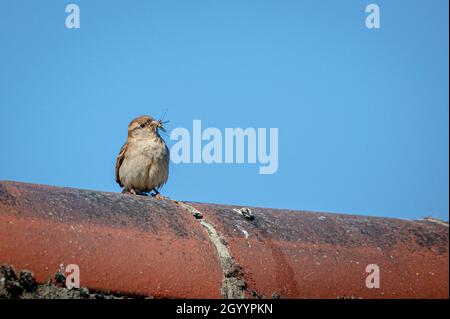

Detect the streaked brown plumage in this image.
[115,115,169,196]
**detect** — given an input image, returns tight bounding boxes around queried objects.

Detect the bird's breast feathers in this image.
[130,137,168,160]
[118,137,169,192]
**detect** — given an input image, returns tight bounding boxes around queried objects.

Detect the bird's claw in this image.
[122,189,138,195]
[152,193,168,200]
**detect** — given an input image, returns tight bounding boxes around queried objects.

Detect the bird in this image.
[115,115,170,197]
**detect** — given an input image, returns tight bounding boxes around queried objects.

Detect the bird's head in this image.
[127,115,167,138]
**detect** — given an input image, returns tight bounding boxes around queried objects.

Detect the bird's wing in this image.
[115,142,128,187]
[154,143,170,191]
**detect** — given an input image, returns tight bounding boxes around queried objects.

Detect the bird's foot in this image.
[151,189,168,200]
[122,189,138,195]
[152,193,168,200]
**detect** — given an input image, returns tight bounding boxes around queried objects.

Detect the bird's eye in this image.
[140,123,145,128]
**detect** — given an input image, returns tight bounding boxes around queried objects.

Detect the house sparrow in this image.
[115,115,170,197]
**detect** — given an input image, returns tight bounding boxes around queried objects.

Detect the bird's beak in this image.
[157,121,166,132]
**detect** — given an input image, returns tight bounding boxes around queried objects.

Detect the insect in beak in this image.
[157,120,168,132]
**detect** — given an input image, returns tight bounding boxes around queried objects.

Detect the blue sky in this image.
[0,0,448,221]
